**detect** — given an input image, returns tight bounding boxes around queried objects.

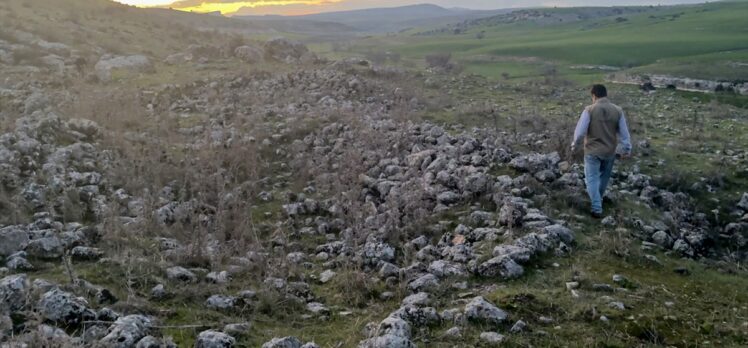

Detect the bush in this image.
[366,51,388,65]
[11,46,46,66]
[425,53,452,69]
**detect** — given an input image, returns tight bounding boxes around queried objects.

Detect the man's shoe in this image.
[591,211,603,219]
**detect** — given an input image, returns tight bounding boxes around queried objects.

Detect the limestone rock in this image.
[196,330,236,348]
[464,296,508,325]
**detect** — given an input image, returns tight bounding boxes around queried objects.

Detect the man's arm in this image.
[571,109,590,151]
[618,113,632,155]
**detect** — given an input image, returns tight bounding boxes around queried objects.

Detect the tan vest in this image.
[584,98,622,156]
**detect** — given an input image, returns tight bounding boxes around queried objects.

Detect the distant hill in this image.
[297,4,453,24]
[237,4,512,34]
[365,1,748,82]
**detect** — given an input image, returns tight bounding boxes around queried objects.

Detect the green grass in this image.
[338,1,748,83]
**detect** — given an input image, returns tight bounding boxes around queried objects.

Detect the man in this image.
[571,84,632,218]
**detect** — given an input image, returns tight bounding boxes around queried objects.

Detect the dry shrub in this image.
[11,46,46,66]
[330,269,386,308]
[256,288,305,318]
[425,53,452,69]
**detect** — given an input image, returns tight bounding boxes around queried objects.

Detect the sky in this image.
[113,0,708,16]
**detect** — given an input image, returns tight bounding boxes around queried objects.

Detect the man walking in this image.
[571,84,632,218]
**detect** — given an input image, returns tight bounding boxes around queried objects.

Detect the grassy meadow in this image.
[320,1,748,84]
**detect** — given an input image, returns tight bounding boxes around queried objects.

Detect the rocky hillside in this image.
[1,1,747,348]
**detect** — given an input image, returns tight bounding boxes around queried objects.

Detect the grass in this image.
[329,1,748,86]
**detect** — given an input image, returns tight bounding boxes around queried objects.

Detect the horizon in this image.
[113,0,710,16]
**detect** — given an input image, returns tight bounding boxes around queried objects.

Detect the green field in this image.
[330,1,748,83]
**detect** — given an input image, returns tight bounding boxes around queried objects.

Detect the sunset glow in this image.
[114,0,342,15]
[112,0,709,16]
[114,0,174,6]
[176,1,341,14]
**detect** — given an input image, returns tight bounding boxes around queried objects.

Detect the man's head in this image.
[590,84,607,101]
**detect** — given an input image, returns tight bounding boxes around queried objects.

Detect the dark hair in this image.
[590,84,607,98]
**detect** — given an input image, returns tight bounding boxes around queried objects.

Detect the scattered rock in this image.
[166,266,197,282]
[205,295,239,310]
[262,336,302,348]
[71,246,104,261]
[319,270,336,283]
[0,274,29,312]
[479,331,505,344]
[510,319,528,333]
[37,288,95,326]
[464,296,507,325]
[196,330,236,348]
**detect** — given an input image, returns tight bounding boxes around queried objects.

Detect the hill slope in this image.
[0,0,281,58]
[238,4,512,34]
[347,1,748,82]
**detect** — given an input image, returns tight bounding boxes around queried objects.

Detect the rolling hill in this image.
[238,4,513,34]
[0,0,298,59]
[341,1,748,82]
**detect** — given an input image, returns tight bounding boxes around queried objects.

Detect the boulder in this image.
[651,231,674,248]
[390,305,440,327]
[375,316,411,338]
[0,274,29,313]
[509,152,560,172]
[476,256,524,279]
[362,239,395,266]
[401,292,430,307]
[427,260,466,278]
[479,331,505,344]
[223,323,251,337]
[6,253,34,271]
[738,193,748,211]
[37,288,95,326]
[71,246,104,261]
[196,330,236,348]
[358,335,415,348]
[498,199,526,227]
[492,245,532,263]
[166,266,197,282]
[463,173,490,194]
[0,226,29,257]
[319,270,336,283]
[262,336,302,348]
[544,224,575,244]
[437,191,461,205]
[135,336,161,348]
[25,236,64,259]
[407,274,439,292]
[205,295,239,310]
[464,296,508,325]
[206,271,230,284]
[100,315,153,348]
[37,324,71,342]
